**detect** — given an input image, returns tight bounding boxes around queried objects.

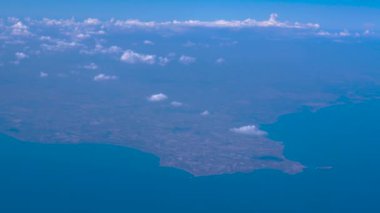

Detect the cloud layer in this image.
[112,13,320,30]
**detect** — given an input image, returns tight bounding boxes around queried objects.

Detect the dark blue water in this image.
[1,100,379,213]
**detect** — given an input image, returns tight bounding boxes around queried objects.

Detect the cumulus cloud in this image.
[216,57,225,64]
[200,110,210,116]
[41,40,81,51]
[230,125,267,136]
[76,33,90,39]
[120,50,156,64]
[171,101,183,107]
[11,21,30,36]
[84,18,101,25]
[158,57,170,66]
[39,36,52,41]
[363,30,372,36]
[40,72,48,78]
[179,55,196,65]
[183,41,196,47]
[83,63,98,70]
[316,29,371,38]
[338,30,350,37]
[148,93,168,102]
[316,31,331,36]
[93,74,117,81]
[114,19,156,28]
[41,18,76,27]
[143,40,154,45]
[81,44,122,55]
[15,52,28,60]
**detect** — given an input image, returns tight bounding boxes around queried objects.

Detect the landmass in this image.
[0,17,378,176]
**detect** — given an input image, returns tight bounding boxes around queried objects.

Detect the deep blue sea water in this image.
[0,100,379,213]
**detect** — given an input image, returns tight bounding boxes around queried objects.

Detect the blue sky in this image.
[2,0,380,30]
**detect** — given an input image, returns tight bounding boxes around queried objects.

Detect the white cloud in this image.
[11,21,30,36]
[39,36,52,41]
[76,33,90,39]
[40,72,48,78]
[179,55,196,65]
[120,50,156,64]
[171,101,183,107]
[143,40,154,45]
[316,31,331,36]
[183,41,196,47]
[158,57,170,66]
[81,45,122,55]
[84,18,101,25]
[114,19,156,28]
[230,125,267,136]
[216,57,225,64]
[93,74,117,81]
[338,30,350,37]
[315,29,371,38]
[108,45,122,52]
[363,30,372,36]
[112,13,319,30]
[15,52,28,60]
[41,40,80,51]
[200,110,210,116]
[41,18,76,27]
[36,15,319,32]
[148,93,168,102]
[83,63,98,70]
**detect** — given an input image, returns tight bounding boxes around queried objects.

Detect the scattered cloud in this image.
[39,36,52,41]
[93,73,117,81]
[183,41,197,47]
[11,21,30,36]
[179,55,196,65]
[120,50,156,64]
[83,63,98,70]
[114,19,156,28]
[41,40,81,51]
[338,30,350,37]
[15,52,28,60]
[183,41,196,47]
[171,101,183,107]
[158,57,170,66]
[76,33,90,40]
[143,40,154,45]
[363,30,372,36]
[216,57,225,64]
[40,72,48,78]
[230,125,267,136]
[200,110,210,116]
[81,44,122,55]
[84,18,101,25]
[316,31,331,36]
[316,29,372,38]
[41,18,76,27]
[148,93,168,102]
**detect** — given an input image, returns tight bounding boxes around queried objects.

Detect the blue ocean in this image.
[1,100,379,212]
